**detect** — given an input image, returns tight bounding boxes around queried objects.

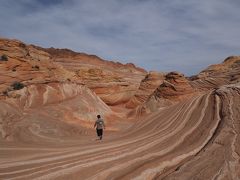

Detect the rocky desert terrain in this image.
[0,38,239,180]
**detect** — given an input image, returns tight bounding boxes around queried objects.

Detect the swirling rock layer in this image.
[0,84,239,179]
[0,83,112,142]
[35,46,147,106]
[0,38,77,96]
[190,56,240,90]
[126,71,165,108]
[1,38,240,180]
[130,71,196,116]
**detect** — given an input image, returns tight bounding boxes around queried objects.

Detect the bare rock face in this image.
[36,47,146,73]
[0,38,114,141]
[0,38,78,97]
[126,71,165,108]
[35,46,147,106]
[0,83,112,141]
[1,84,239,180]
[0,38,240,180]
[190,56,240,89]
[130,72,196,116]
[156,71,195,100]
[0,38,143,142]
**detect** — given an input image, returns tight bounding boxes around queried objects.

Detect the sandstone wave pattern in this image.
[1,38,240,180]
[0,84,239,179]
[34,46,147,106]
[190,56,240,90]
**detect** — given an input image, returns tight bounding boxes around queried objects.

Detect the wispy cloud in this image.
[0,0,239,75]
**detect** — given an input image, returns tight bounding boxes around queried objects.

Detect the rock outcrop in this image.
[154,71,195,100]
[125,71,165,108]
[190,56,240,90]
[0,38,114,141]
[129,72,196,117]
[1,83,239,179]
[0,38,78,97]
[33,46,147,106]
[0,83,112,141]
[0,38,240,180]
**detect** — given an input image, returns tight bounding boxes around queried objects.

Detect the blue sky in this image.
[0,0,239,75]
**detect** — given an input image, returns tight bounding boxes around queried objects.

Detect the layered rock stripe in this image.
[0,86,239,179]
[0,38,240,179]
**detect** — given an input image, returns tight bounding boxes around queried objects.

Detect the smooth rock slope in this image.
[0,38,239,180]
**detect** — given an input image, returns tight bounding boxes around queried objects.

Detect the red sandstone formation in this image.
[129,71,196,117]
[0,83,112,141]
[0,38,78,96]
[154,71,195,101]
[0,38,240,180]
[33,45,147,106]
[190,56,240,90]
[126,71,165,108]
[0,38,116,141]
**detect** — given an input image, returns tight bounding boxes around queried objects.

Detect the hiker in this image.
[94,115,105,140]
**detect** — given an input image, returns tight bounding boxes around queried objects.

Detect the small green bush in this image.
[19,43,26,48]
[32,65,40,70]
[0,54,8,61]
[11,82,25,90]
[2,91,8,96]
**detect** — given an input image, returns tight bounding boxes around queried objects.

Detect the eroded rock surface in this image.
[190,56,240,90]
[34,46,147,106]
[130,71,196,117]
[0,38,239,180]
[0,38,77,96]
[126,71,165,108]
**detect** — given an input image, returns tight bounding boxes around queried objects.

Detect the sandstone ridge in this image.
[0,38,239,180]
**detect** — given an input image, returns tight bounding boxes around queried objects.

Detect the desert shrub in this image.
[19,43,26,48]
[88,68,102,75]
[11,82,25,90]
[2,90,8,96]
[32,65,40,70]
[0,54,8,61]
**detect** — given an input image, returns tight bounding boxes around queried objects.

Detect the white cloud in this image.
[0,0,239,75]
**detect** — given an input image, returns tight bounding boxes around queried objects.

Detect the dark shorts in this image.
[96,129,103,136]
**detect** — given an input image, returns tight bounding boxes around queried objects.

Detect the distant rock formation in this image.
[190,56,240,89]
[129,72,196,117]
[154,71,195,100]
[0,37,146,141]
[126,71,165,108]
[32,45,147,106]
[0,38,115,141]
[0,38,78,97]
[0,37,240,180]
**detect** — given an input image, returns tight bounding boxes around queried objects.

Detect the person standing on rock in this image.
[94,115,105,140]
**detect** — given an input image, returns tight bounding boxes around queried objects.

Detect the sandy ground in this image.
[0,85,240,180]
